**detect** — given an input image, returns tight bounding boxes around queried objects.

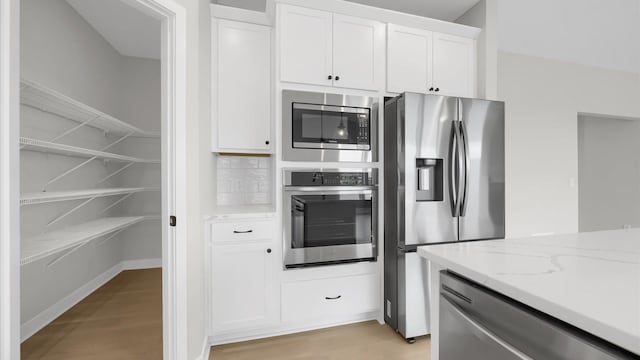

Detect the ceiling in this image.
[344,0,481,21]
[213,0,481,21]
[66,0,161,60]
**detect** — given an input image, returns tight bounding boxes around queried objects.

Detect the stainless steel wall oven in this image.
[282,90,378,162]
[283,169,378,268]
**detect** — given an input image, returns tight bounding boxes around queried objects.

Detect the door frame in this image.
[0,0,191,358]
[0,0,20,358]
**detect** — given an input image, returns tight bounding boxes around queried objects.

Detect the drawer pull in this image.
[325,295,342,300]
[233,230,253,234]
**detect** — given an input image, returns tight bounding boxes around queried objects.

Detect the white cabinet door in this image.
[279,5,333,86]
[432,33,476,98]
[332,14,384,91]
[387,24,433,94]
[211,241,276,331]
[214,20,271,152]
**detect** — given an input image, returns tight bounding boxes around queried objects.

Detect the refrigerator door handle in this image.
[459,120,470,217]
[449,122,461,217]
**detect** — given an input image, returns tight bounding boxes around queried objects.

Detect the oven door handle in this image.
[284,186,377,192]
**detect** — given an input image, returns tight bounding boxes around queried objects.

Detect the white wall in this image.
[21,0,123,118]
[119,56,162,132]
[497,0,640,74]
[578,115,640,232]
[117,57,162,262]
[498,52,640,237]
[455,0,498,99]
[495,0,640,237]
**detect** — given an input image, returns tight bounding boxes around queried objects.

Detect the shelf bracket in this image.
[41,132,135,191]
[95,228,126,247]
[46,196,98,228]
[95,162,135,185]
[46,242,88,267]
[49,115,101,143]
[98,193,134,215]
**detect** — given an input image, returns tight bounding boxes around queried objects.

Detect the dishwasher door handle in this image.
[442,295,534,360]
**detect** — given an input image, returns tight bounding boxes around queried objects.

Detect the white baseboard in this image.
[198,336,211,360]
[209,312,378,346]
[21,263,121,341]
[21,258,162,342]
[121,258,162,270]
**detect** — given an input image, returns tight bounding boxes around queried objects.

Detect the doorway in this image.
[1,0,190,358]
[18,0,162,358]
[578,114,640,232]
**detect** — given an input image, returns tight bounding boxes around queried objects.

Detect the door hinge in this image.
[169,215,177,227]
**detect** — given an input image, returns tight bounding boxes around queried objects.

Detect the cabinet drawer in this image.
[281,273,379,322]
[212,220,274,242]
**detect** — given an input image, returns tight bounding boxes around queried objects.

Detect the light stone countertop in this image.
[418,229,640,355]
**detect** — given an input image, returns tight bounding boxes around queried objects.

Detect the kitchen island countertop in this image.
[419,229,640,356]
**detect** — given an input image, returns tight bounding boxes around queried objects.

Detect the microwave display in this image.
[292,103,370,150]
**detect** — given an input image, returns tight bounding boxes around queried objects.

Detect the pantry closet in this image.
[19,0,163,355]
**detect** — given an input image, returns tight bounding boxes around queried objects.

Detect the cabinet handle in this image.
[266,248,272,254]
[233,230,253,234]
[265,140,270,145]
[328,75,332,80]
[335,76,340,81]
[435,88,440,92]
[429,87,434,92]
[325,295,342,300]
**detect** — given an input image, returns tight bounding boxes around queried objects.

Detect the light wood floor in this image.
[210,321,431,360]
[21,269,429,359]
[21,268,163,360]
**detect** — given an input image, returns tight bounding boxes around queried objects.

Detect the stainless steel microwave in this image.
[282,90,378,162]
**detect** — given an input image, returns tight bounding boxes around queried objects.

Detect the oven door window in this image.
[292,104,368,148]
[291,194,372,248]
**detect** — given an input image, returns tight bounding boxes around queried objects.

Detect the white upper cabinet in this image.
[332,14,384,91]
[432,33,476,98]
[387,24,433,94]
[212,20,272,153]
[387,25,476,98]
[279,4,384,91]
[279,6,333,87]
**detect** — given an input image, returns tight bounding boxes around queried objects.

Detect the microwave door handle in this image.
[449,122,460,217]
[459,121,470,217]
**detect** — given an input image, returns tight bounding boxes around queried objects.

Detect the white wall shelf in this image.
[21,79,159,138]
[21,216,154,266]
[20,187,160,206]
[19,137,160,164]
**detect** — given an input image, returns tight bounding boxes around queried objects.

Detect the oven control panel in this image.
[289,171,374,186]
[322,172,366,186]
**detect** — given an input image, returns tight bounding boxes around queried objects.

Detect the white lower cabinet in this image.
[210,219,278,332]
[209,217,380,343]
[281,273,379,323]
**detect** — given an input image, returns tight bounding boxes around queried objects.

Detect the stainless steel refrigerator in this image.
[383,93,505,341]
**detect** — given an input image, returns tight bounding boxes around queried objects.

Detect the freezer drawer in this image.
[440,271,637,360]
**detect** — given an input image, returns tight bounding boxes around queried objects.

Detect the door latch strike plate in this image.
[170,216,177,227]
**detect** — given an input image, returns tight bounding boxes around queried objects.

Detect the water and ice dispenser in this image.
[416,158,443,201]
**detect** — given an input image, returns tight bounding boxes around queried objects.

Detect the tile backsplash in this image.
[216,156,272,206]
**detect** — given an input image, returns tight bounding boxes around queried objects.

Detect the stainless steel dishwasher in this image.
[439,271,639,360]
